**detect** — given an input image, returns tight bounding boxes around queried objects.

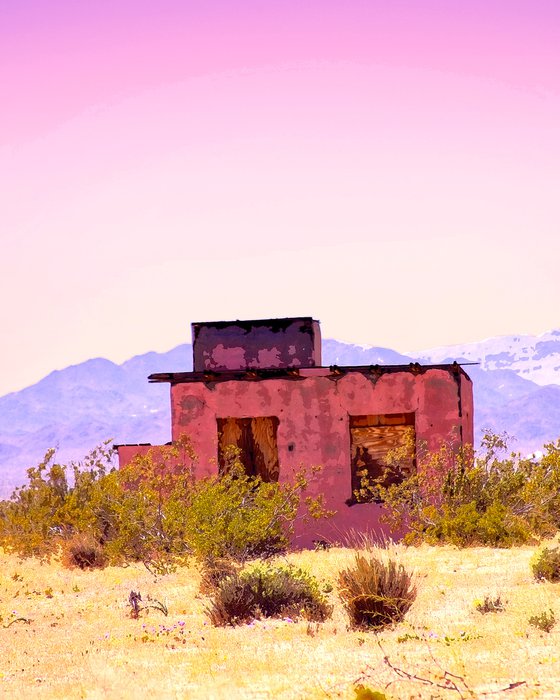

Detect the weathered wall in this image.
[116,444,154,466]
[191,317,321,372]
[460,372,474,446]
[167,367,473,546]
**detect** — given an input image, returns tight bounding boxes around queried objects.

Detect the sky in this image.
[1,0,559,395]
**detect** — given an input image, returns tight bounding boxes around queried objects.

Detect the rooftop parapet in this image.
[191,317,321,372]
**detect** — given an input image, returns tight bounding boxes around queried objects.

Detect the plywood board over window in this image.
[349,413,415,503]
[217,416,280,482]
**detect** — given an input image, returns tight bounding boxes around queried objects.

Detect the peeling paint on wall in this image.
[192,317,321,371]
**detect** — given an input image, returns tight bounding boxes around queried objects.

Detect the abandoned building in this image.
[117,317,474,546]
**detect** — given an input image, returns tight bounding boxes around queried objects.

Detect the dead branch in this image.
[375,640,475,699]
[128,590,168,618]
[480,681,528,695]
[3,617,31,628]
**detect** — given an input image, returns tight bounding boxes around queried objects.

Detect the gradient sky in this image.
[1,0,559,395]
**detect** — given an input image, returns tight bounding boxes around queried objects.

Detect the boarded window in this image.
[217,416,280,482]
[349,413,415,503]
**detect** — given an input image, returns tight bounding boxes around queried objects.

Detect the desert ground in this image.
[2,542,560,699]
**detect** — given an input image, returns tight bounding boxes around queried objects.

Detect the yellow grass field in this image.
[2,542,560,699]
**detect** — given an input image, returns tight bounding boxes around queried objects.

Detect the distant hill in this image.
[0,347,189,498]
[1,331,559,498]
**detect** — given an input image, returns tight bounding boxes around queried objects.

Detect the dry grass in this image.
[1,541,560,699]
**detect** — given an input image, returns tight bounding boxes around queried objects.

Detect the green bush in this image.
[0,439,198,572]
[358,431,560,547]
[528,609,556,633]
[144,444,331,565]
[531,546,560,582]
[430,501,531,548]
[338,553,416,630]
[207,561,333,626]
[0,439,330,571]
[0,442,117,559]
[184,465,296,562]
[86,438,198,572]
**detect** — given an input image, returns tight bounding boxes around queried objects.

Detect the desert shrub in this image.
[528,609,556,633]
[91,438,198,572]
[109,444,330,569]
[207,561,333,626]
[183,448,331,563]
[0,442,116,558]
[531,546,560,582]
[430,501,531,548]
[0,439,331,571]
[475,594,505,614]
[358,431,560,547]
[354,687,388,700]
[338,552,416,630]
[0,438,197,568]
[60,532,107,570]
[199,557,240,594]
[185,468,292,561]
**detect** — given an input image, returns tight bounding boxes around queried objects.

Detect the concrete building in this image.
[117,317,474,545]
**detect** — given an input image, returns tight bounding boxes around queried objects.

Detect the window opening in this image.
[349,413,415,503]
[217,416,280,482]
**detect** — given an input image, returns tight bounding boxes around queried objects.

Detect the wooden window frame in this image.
[217,416,280,482]
[348,412,416,505]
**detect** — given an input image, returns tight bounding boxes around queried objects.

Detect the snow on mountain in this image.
[412,329,560,386]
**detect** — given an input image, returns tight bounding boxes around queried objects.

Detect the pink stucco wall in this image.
[116,444,154,466]
[164,366,473,546]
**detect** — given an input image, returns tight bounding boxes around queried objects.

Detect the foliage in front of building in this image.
[0,438,330,572]
[357,431,560,547]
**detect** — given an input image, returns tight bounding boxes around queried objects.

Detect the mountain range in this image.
[1,331,559,498]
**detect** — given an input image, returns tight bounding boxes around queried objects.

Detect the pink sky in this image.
[1,1,559,394]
